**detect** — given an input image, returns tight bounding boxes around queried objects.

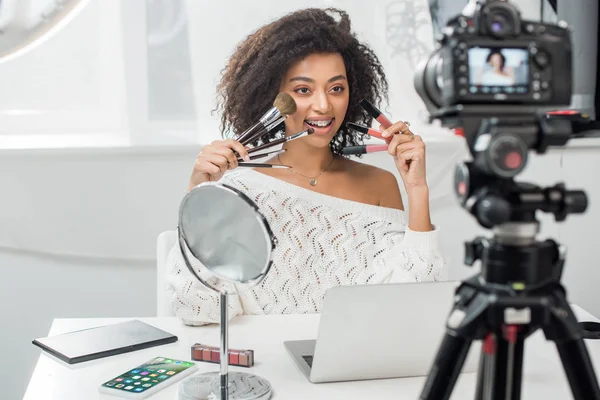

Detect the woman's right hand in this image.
[188,139,250,191]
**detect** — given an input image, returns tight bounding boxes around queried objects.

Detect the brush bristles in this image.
[273,92,297,116]
[306,127,314,135]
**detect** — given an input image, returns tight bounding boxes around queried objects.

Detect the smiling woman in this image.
[166,7,447,326]
[281,55,349,141]
[214,10,388,157]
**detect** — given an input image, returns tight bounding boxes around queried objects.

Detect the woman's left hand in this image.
[381,121,427,190]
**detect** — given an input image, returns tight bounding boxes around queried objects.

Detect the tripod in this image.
[418,122,600,399]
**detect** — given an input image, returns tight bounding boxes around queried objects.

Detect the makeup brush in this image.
[237,162,290,169]
[238,148,286,162]
[239,94,296,145]
[246,128,314,155]
[264,115,286,133]
[237,93,297,145]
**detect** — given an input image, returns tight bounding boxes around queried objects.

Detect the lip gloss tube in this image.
[360,99,393,129]
[341,144,389,155]
[191,343,254,368]
[346,122,387,141]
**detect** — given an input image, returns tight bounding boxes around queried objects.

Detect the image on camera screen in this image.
[468,47,529,94]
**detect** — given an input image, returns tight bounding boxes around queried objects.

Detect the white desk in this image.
[25,306,600,400]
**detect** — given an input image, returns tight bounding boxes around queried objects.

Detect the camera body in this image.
[414,0,587,229]
[442,23,572,106]
[416,0,573,112]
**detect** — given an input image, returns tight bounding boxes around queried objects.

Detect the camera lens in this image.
[414,49,445,109]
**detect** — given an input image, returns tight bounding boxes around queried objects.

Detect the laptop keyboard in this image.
[302,355,314,368]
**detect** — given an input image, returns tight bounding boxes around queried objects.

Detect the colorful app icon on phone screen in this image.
[100,357,197,396]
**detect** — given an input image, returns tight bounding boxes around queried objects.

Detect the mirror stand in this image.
[177,227,273,400]
[179,292,273,400]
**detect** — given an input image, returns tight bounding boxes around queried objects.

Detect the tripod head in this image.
[451,111,589,286]
[453,112,588,231]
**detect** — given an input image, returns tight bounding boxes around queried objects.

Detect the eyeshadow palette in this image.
[191,343,254,368]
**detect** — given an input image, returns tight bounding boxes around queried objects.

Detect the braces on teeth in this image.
[306,120,332,127]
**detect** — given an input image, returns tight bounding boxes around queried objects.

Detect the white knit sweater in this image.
[166,168,447,325]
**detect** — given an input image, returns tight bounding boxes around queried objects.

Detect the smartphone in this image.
[98,356,198,398]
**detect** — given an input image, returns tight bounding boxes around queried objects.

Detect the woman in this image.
[166,8,447,326]
[477,49,515,86]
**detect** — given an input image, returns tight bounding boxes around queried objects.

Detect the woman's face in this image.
[489,53,503,69]
[279,52,350,148]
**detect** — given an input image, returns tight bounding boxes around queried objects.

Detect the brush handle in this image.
[239,123,271,146]
[236,120,265,145]
[242,116,285,146]
[246,137,286,154]
[230,130,274,160]
[237,162,290,169]
[241,149,285,161]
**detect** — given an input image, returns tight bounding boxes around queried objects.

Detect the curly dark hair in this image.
[215,8,389,156]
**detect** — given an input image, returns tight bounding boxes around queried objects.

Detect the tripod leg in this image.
[419,333,473,400]
[420,279,489,399]
[555,336,600,399]
[504,332,525,400]
[544,291,600,399]
[474,329,525,400]
[475,334,498,400]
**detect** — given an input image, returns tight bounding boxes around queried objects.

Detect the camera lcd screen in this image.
[468,47,529,95]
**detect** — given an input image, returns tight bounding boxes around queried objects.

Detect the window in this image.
[0,0,128,146]
[3,0,481,149]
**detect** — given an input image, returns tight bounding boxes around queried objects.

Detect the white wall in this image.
[1,1,599,400]
[0,147,195,399]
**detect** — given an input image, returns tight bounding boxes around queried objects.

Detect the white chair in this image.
[156,230,177,317]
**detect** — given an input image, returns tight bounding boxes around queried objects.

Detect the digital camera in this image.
[415,0,573,112]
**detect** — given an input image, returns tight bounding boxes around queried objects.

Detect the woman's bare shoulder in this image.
[339,157,403,208]
[338,157,398,182]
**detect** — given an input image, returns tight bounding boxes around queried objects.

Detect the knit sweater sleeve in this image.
[386,224,448,283]
[165,239,244,326]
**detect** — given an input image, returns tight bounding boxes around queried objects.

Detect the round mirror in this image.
[178,182,275,293]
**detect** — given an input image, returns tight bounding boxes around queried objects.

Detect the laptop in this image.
[284,281,480,383]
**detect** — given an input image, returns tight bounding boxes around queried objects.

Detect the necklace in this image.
[278,154,335,186]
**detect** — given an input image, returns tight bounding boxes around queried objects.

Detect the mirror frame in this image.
[177,182,276,293]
